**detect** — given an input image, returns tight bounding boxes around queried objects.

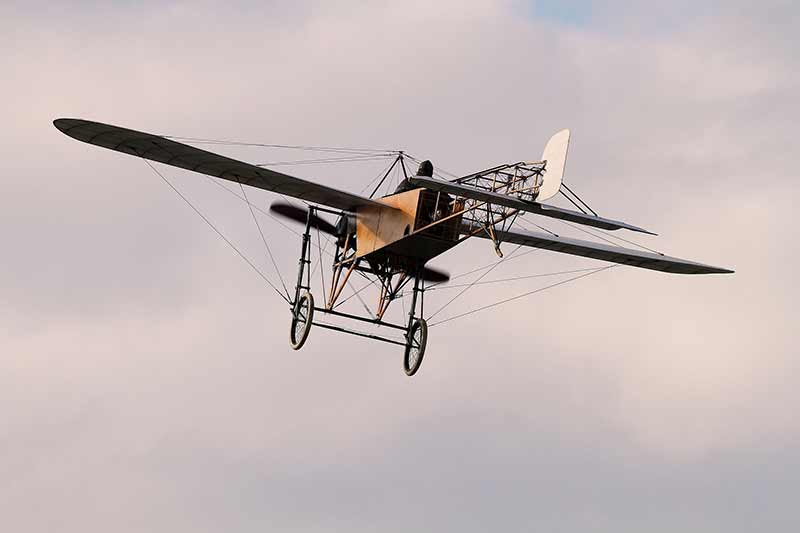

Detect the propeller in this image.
[269,202,337,235]
[269,201,449,284]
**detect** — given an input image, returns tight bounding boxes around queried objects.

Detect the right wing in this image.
[53,118,386,211]
[469,226,733,274]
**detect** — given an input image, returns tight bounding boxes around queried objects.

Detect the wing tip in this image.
[685,265,735,275]
[53,117,71,131]
[628,225,658,236]
[53,117,87,135]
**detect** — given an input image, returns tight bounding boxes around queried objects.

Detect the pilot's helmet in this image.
[416,160,433,177]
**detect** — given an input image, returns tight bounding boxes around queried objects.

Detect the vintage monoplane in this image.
[54,118,733,376]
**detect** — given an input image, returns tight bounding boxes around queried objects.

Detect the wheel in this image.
[289,290,314,350]
[403,318,428,376]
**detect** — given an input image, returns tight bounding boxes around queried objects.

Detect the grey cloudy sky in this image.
[2,1,798,531]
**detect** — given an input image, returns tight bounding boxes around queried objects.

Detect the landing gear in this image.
[290,290,314,350]
[287,205,432,375]
[404,318,427,376]
[289,206,315,352]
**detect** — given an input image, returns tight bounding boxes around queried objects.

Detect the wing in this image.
[53,118,386,211]
[408,175,654,234]
[469,226,733,274]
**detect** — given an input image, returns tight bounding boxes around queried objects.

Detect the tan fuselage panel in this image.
[355,189,421,258]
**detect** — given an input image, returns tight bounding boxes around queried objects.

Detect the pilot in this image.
[393,159,433,194]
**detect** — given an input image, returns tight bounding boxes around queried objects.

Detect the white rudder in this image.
[537,129,570,201]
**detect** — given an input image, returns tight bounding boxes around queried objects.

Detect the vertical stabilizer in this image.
[537,129,570,201]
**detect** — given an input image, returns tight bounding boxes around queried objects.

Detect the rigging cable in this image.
[202,172,341,265]
[315,225,327,299]
[162,135,397,156]
[424,267,603,291]
[334,276,379,310]
[426,246,543,290]
[403,153,462,180]
[202,175,303,237]
[560,182,598,216]
[559,189,590,214]
[429,265,617,327]
[255,155,394,167]
[237,180,291,300]
[518,216,561,237]
[361,156,404,195]
[348,272,377,318]
[142,159,290,304]
[426,244,525,320]
[368,154,402,199]
[200,172,339,260]
[536,216,664,256]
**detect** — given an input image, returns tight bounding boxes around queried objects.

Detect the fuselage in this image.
[355,188,463,271]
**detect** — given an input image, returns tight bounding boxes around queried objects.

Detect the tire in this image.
[403,318,428,376]
[290,290,314,350]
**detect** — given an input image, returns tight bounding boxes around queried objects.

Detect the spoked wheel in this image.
[403,318,428,376]
[290,290,314,350]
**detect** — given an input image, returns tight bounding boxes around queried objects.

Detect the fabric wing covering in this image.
[470,227,733,274]
[53,118,386,212]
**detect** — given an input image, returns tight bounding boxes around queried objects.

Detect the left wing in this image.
[408,174,654,234]
[54,118,388,211]
[468,225,733,274]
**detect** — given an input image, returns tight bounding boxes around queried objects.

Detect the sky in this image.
[2,1,798,531]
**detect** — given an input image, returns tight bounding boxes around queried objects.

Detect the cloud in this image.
[2,1,798,531]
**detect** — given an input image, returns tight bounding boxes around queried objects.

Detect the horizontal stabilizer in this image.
[468,225,733,275]
[408,175,653,234]
[528,203,656,235]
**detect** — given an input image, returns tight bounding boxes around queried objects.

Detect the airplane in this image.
[54,118,733,376]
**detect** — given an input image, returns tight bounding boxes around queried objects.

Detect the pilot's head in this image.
[416,160,433,177]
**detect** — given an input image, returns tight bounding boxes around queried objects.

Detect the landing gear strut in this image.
[403,269,427,376]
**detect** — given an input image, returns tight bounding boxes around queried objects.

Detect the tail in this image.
[536,129,570,202]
